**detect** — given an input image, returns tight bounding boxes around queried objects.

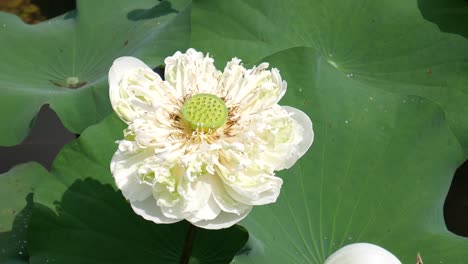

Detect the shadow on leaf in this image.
[0,194,33,263]
[127,1,178,21]
[418,0,468,39]
[28,178,248,264]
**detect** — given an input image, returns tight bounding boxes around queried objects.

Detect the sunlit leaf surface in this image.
[190,0,468,262]
[0,0,190,146]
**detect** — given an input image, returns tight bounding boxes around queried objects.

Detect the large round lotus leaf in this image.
[0,0,190,146]
[0,162,48,263]
[228,47,468,263]
[27,115,248,264]
[191,0,468,157]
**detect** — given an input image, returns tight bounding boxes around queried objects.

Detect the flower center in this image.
[181,93,228,132]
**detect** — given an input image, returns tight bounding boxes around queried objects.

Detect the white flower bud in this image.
[324,243,402,264]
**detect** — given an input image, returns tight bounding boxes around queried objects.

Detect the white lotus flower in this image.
[109,48,314,229]
[324,243,402,264]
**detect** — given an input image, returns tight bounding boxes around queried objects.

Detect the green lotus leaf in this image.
[0,162,48,263]
[0,0,190,146]
[27,115,248,264]
[228,47,468,263]
[192,0,468,156]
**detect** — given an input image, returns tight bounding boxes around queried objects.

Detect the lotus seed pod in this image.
[324,243,402,264]
[181,93,228,132]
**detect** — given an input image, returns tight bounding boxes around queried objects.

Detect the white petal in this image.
[164,48,221,96]
[237,105,312,171]
[130,197,181,224]
[190,206,252,230]
[182,176,213,213]
[186,195,221,222]
[109,57,151,85]
[211,175,252,215]
[159,199,189,220]
[220,59,287,114]
[223,173,283,206]
[109,57,155,123]
[279,106,314,169]
[214,159,283,206]
[109,56,180,124]
[110,150,153,202]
